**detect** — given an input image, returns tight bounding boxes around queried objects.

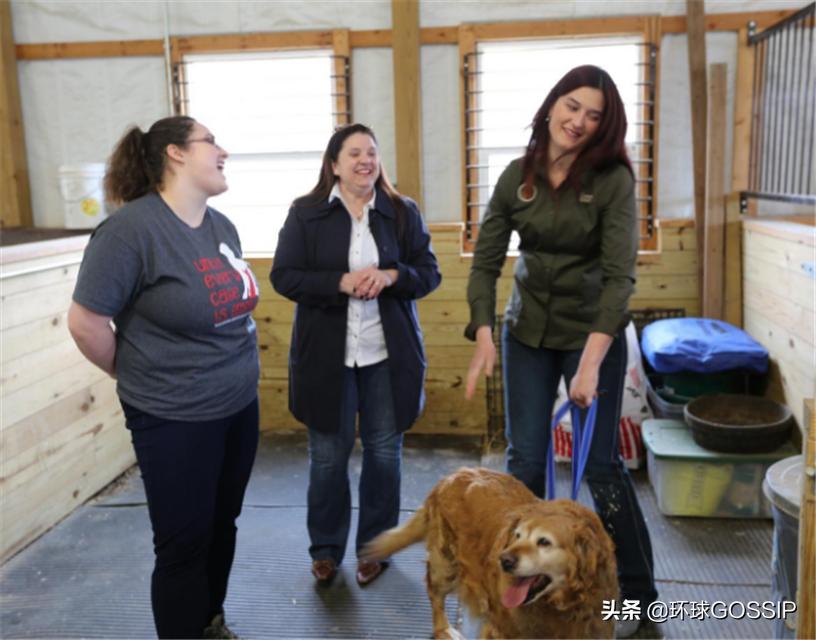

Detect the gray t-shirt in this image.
[73,192,260,421]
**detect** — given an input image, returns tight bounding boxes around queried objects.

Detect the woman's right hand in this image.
[465,325,496,400]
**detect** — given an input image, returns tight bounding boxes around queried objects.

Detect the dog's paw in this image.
[435,626,466,640]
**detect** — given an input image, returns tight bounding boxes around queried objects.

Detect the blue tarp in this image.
[641,318,769,374]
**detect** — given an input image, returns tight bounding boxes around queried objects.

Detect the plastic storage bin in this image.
[763,455,802,638]
[642,419,796,518]
[646,383,685,420]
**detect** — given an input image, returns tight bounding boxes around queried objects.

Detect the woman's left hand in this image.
[569,366,599,409]
[355,267,396,300]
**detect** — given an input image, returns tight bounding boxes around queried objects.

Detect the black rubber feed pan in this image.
[684,394,793,454]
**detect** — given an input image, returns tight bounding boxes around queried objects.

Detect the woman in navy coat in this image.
[271,124,441,587]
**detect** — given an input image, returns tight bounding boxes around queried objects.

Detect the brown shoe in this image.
[356,560,386,586]
[311,558,337,584]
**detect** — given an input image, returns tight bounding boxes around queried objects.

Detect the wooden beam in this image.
[0,0,32,228]
[660,9,798,34]
[703,63,727,320]
[471,16,644,40]
[687,0,707,301]
[731,27,755,194]
[723,193,742,327]
[15,39,163,59]
[391,0,422,205]
[175,31,333,54]
[798,399,815,640]
[13,9,801,61]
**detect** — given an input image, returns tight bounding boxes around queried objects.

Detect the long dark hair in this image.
[294,123,406,232]
[104,115,196,205]
[521,65,632,196]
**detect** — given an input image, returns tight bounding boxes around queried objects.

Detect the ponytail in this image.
[104,115,195,206]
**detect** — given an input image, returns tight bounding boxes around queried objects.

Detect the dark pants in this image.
[306,361,403,565]
[124,398,259,639]
[502,326,658,607]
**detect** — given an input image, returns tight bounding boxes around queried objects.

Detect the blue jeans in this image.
[306,360,403,565]
[124,398,259,639]
[502,326,658,607]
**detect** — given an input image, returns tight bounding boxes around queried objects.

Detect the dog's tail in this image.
[360,506,429,561]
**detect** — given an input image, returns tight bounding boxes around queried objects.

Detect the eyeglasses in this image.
[187,136,223,149]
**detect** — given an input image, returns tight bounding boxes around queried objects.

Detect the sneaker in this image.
[615,618,642,639]
[203,613,239,639]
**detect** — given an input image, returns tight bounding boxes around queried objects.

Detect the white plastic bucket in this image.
[58,163,108,229]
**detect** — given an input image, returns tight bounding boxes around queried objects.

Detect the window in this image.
[181,49,349,254]
[463,37,656,251]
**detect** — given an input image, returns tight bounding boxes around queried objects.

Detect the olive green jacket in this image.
[465,158,638,351]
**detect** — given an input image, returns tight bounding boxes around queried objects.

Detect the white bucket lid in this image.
[762,455,802,518]
[58,163,106,174]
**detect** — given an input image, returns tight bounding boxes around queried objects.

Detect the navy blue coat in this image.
[270,189,442,433]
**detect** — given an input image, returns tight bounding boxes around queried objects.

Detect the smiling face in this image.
[332,132,380,198]
[547,86,605,158]
[180,122,229,197]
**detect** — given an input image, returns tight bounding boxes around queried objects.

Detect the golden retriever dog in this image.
[362,467,618,639]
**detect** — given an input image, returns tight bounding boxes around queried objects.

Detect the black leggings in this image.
[123,398,259,639]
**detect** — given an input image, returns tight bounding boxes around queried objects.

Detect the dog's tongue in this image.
[502,577,536,609]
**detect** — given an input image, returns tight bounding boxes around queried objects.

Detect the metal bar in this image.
[741,191,816,204]
[777,24,792,194]
[760,39,773,192]
[748,36,761,191]
[804,18,815,193]
[786,24,805,192]
[792,22,806,193]
[748,2,815,44]
[762,34,782,192]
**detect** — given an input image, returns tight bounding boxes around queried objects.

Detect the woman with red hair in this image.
[464,65,656,639]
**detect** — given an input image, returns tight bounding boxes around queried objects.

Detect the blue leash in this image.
[546,399,598,501]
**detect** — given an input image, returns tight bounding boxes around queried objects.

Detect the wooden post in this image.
[731,28,756,201]
[687,0,708,299]
[703,63,727,320]
[391,0,422,206]
[798,399,815,640]
[723,193,742,327]
[0,0,32,228]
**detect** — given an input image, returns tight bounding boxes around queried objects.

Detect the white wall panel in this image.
[420,0,803,28]
[18,58,167,227]
[421,45,460,222]
[11,1,166,43]
[352,48,397,186]
[657,32,737,218]
[11,0,391,44]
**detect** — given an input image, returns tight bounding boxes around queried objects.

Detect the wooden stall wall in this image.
[742,219,816,435]
[0,241,134,562]
[250,219,699,435]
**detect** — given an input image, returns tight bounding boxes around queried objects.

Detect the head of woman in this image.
[521,65,632,193]
[298,123,402,207]
[105,116,228,205]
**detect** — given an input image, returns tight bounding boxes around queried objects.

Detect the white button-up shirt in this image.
[330,184,388,368]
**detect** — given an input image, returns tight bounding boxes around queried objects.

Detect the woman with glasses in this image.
[68,115,259,639]
[272,123,441,588]
[463,66,658,639]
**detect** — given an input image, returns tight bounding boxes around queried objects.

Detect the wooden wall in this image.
[249,219,699,435]
[0,239,133,562]
[742,219,816,434]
